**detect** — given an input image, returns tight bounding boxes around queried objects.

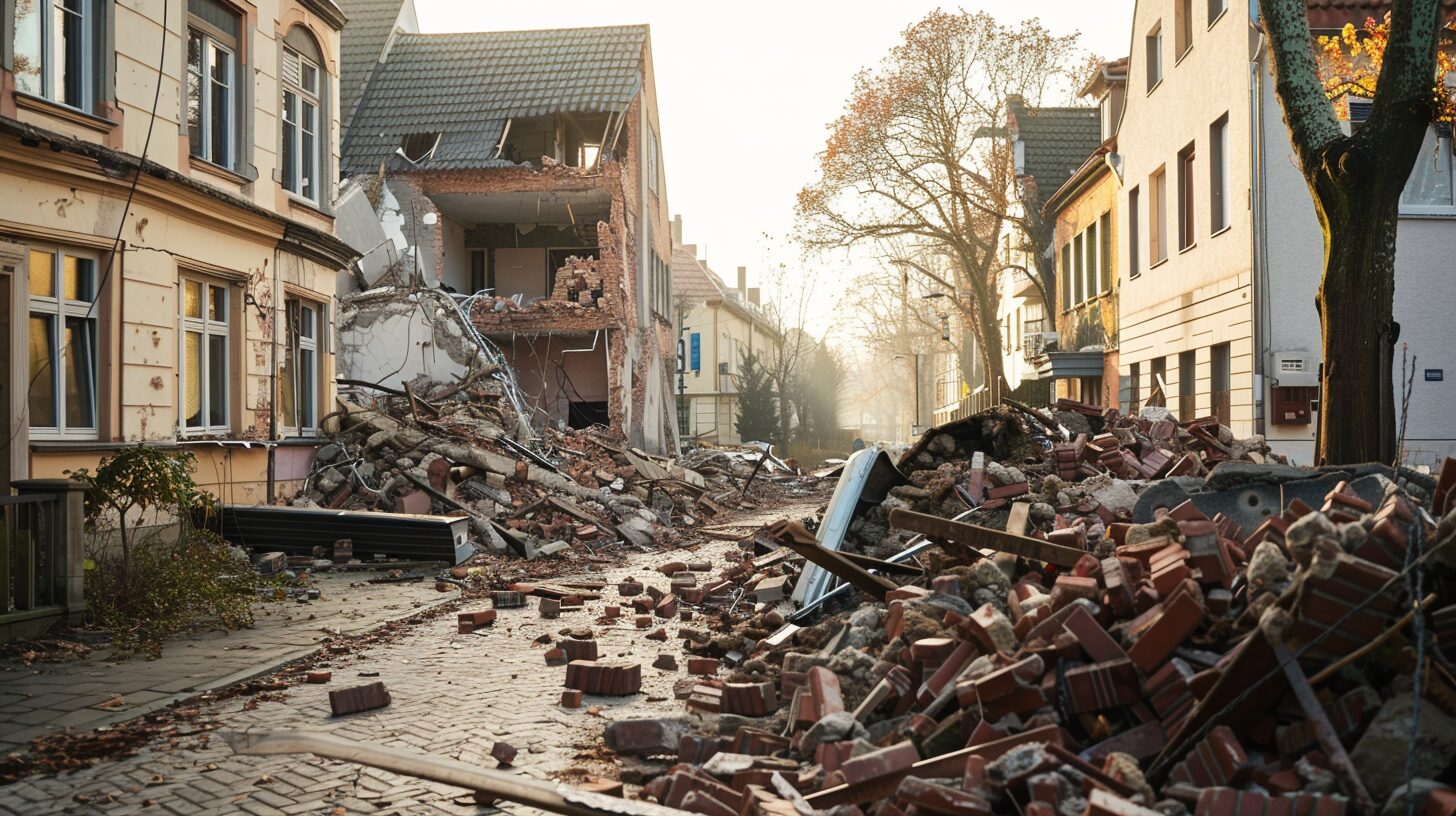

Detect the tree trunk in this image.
[1312,167,1399,465]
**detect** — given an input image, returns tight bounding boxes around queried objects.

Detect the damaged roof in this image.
[338,0,411,134]
[1009,101,1101,204]
[342,24,649,174]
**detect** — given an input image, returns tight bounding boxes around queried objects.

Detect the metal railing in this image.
[0,479,87,641]
[0,492,64,612]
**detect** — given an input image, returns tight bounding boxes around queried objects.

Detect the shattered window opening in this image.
[400,132,441,164]
[282,296,321,436]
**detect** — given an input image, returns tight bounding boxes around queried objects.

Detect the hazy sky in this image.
[413,1,1137,336]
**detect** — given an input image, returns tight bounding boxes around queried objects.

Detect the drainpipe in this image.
[1249,30,1269,437]
[267,246,280,505]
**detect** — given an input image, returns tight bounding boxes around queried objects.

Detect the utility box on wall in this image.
[1271,385,1317,425]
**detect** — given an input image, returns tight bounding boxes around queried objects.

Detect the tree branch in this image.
[1260,0,1345,175]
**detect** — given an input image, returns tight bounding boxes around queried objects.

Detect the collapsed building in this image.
[333,2,678,453]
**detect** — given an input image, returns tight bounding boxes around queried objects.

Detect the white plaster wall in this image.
[1117,0,1256,436]
[1257,58,1456,466]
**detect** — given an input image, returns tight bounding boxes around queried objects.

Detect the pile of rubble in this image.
[591,406,1456,816]
[288,379,755,562]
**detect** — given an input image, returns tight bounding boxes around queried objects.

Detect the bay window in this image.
[27,248,97,438]
[12,0,97,111]
[186,0,242,169]
[179,275,230,433]
[280,297,320,435]
[281,35,323,202]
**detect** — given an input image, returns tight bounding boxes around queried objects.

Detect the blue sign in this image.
[690,332,701,372]
[1426,369,1444,382]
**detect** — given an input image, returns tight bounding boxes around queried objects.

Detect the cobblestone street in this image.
[0,501,814,816]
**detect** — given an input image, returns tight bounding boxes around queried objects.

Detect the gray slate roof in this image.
[342,25,648,174]
[339,0,406,134]
[1012,104,1100,203]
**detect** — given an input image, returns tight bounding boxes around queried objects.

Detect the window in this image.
[1073,230,1085,305]
[1208,0,1227,26]
[1150,356,1167,407]
[1128,361,1141,414]
[1177,144,1196,251]
[281,30,324,202]
[13,0,97,110]
[1150,167,1168,264]
[281,297,321,434]
[1146,23,1163,91]
[1129,186,1141,278]
[1084,220,1098,300]
[1060,243,1072,311]
[1175,0,1194,58]
[1098,212,1112,293]
[1178,350,1196,421]
[187,0,241,169]
[1211,342,1232,423]
[1401,124,1456,213]
[179,275,230,433]
[646,125,661,194]
[27,248,97,437]
[1209,114,1229,232]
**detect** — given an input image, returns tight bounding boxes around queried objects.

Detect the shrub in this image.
[69,446,258,658]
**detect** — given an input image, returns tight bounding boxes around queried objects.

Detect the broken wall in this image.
[336,288,490,392]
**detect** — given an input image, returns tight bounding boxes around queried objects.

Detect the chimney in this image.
[747,287,760,306]
[737,266,747,298]
[671,214,683,246]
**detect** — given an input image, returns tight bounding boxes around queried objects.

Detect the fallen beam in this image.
[768,520,899,602]
[224,730,691,816]
[887,508,1086,568]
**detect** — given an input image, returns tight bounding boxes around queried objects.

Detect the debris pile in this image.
[286,381,769,563]
[595,407,1456,816]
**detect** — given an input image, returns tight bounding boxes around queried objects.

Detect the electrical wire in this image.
[8,0,169,451]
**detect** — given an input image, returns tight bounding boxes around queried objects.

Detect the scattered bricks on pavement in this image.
[635,615,653,628]
[491,590,526,609]
[653,654,678,671]
[687,657,720,675]
[655,592,679,618]
[618,581,643,597]
[721,681,778,716]
[539,597,561,618]
[603,718,688,755]
[560,637,599,661]
[490,742,517,766]
[647,627,669,641]
[328,681,391,716]
[564,660,643,696]
[544,648,568,666]
[457,610,496,631]
[561,689,584,708]
[604,604,621,618]
[305,670,332,684]
[632,597,656,614]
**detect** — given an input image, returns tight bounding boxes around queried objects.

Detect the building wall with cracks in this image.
[0,0,356,502]
[337,96,679,453]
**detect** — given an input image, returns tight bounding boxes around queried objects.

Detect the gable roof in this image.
[342,24,648,174]
[339,0,410,134]
[672,244,726,302]
[1009,102,1101,202]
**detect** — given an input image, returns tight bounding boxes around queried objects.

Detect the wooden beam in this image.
[887,508,1085,568]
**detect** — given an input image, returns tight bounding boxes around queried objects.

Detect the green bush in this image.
[69,446,258,658]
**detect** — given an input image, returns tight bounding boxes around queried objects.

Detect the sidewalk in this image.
[0,571,458,754]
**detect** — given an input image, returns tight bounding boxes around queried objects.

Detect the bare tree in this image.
[759,260,818,446]
[1260,0,1446,464]
[797,10,1088,396]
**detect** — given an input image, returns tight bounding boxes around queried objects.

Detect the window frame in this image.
[1098,211,1112,293]
[281,45,323,203]
[1060,242,1072,312]
[281,295,323,437]
[13,0,97,111]
[186,15,240,171]
[1128,186,1142,278]
[1150,167,1169,265]
[1207,0,1227,28]
[1399,123,1456,216]
[1146,23,1164,93]
[26,245,99,440]
[1209,114,1230,233]
[177,273,232,435]
[1174,0,1194,62]
[1177,143,1197,252]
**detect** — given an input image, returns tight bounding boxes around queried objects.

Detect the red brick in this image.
[894,776,992,815]
[687,657,720,675]
[806,666,845,717]
[838,740,920,785]
[561,689,583,708]
[491,741,517,766]
[1086,789,1161,816]
[328,682,391,716]
[1127,591,1207,673]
